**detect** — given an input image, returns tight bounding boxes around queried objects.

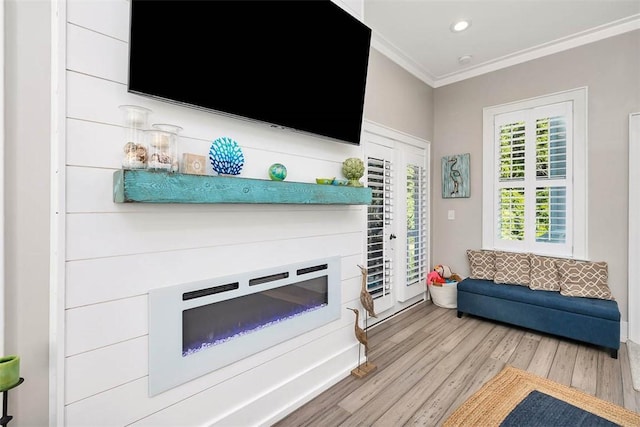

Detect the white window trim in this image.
[628,112,640,343]
[0,0,4,356]
[482,87,587,258]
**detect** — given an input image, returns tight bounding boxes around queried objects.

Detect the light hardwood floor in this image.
[274,300,640,426]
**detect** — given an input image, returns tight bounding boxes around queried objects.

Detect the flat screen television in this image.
[127,0,372,146]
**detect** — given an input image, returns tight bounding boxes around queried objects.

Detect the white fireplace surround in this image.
[148,257,341,396]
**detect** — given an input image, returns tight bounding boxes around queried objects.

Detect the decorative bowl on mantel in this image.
[316,178,349,185]
[316,178,334,185]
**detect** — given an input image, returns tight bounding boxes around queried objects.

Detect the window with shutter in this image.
[483,89,586,257]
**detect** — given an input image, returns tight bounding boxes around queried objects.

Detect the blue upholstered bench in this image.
[456,278,621,358]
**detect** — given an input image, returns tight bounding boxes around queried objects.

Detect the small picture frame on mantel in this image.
[442,153,470,198]
[182,153,207,175]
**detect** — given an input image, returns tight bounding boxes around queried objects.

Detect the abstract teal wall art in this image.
[442,153,470,198]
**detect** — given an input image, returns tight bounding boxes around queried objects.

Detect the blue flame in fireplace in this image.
[182,277,328,357]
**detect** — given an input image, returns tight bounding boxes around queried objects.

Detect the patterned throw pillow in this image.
[466,249,496,280]
[529,254,561,291]
[494,251,530,286]
[555,259,613,300]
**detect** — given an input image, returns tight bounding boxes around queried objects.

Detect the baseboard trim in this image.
[622,320,629,342]
[212,343,359,426]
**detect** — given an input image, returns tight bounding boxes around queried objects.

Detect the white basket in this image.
[428,281,458,309]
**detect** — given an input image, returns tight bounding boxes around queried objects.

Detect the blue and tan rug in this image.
[444,365,640,426]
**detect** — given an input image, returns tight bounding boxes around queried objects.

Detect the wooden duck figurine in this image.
[347,307,369,356]
[357,264,377,318]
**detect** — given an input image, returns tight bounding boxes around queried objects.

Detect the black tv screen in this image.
[128,0,372,145]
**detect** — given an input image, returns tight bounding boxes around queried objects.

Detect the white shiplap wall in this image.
[63,0,369,425]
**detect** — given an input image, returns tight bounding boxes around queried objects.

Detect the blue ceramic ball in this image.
[268,163,287,181]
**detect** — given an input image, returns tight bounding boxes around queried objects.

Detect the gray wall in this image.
[433,30,640,321]
[5,0,52,425]
[364,49,434,143]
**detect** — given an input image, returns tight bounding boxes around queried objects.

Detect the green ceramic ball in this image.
[268,163,287,181]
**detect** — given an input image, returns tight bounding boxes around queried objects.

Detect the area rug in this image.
[443,365,640,427]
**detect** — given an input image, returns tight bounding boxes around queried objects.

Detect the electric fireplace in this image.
[148,257,341,396]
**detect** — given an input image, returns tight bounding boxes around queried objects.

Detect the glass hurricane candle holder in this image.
[119,105,152,170]
[151,124,183,172]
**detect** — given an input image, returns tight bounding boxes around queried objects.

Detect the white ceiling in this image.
[362,0,640,87]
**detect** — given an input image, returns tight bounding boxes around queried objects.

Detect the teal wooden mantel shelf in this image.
[113,170,372,205]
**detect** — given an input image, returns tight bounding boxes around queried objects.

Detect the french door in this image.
[398,145,429,302]
[365,141,395,313]
[362,122,430,317]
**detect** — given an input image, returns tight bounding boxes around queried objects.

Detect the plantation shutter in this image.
[366,156,393,301]
[534,114,568,244]
[493,101,572,255]
[497,120,526,241]
[405,164,428,286]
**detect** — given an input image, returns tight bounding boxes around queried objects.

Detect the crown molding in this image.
[371,14,640,89]
[434,14,640,87]
[370,34,435,87]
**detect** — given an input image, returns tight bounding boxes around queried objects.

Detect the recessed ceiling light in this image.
[458,55,473,65]
[451,20,471,32]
